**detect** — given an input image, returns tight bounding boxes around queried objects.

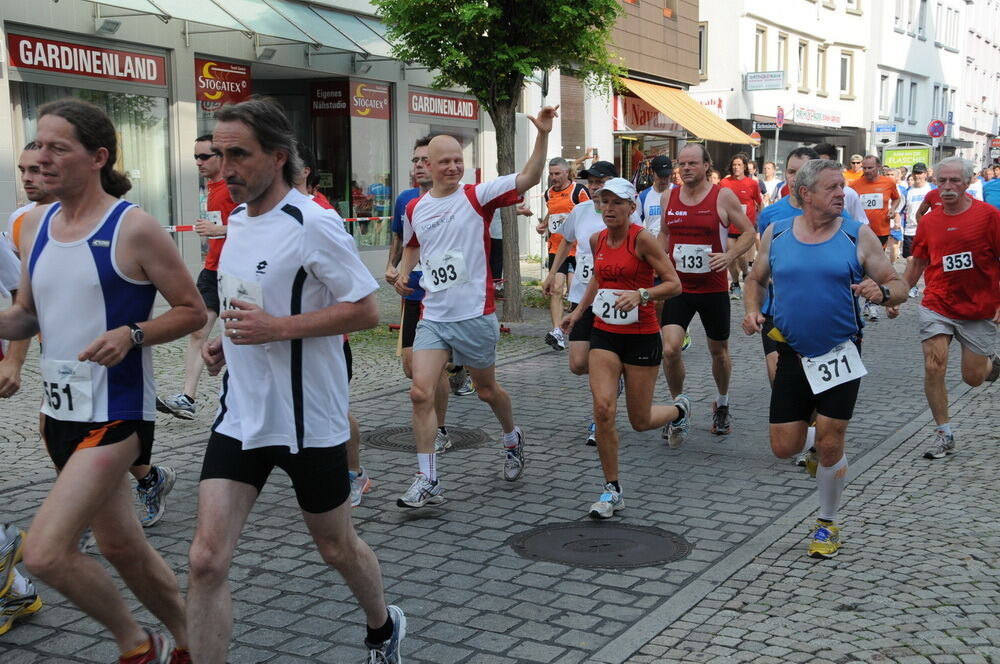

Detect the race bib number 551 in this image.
[40,359,94,422]
[801,342,867,394]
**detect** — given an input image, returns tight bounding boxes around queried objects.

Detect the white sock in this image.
[10,570,30,595]
[800,426,816,454]
[936,423,953,436]
[817,454,848,522]
[716,394,729,407]
[417,453,437,483]
[502,427,521,448]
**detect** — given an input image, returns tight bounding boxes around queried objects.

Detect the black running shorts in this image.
[344,338,353,383]
[400,298,421,350]
[44,418,154,470]
[546,253,576,276]
[197,268,220,315]
[200,432,350,514]
[761,315,778,355]
[902,235,915,258]
[589,328,663,366]
[567,304,596,342]
[660,291,731,341]
[769,343,861,423]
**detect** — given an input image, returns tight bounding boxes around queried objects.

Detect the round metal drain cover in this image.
[363,426,491,452]
[508,522,691,569]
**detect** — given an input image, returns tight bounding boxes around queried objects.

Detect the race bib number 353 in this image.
[673,244,711,274]
[801,342,867,394]
[40,359,94,422]
[942,251,973,272]
[423,251,469,292]
[594,289,639,325]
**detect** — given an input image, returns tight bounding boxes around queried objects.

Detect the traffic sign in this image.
[874,123,898,145]
[927,119,946,138]
[990,137,1000,148]
[749,131,762,143]
[776,106,785,128]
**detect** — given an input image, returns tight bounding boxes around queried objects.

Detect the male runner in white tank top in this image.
[0,99,205,662]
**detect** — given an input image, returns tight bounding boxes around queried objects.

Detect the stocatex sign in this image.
[7,33,166,86]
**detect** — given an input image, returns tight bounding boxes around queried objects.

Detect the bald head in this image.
[427,134,465,192]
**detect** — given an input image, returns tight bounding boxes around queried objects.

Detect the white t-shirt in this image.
[967,179,984,201]
[6,202,35,255]
[639,185,670,237]
[762,177,780,201]
[214,188,378,452]
[904,183,933,236]
[560,201,642,303]
[0,241,19,298]
[843,187,868,225]
[403,174,521,322]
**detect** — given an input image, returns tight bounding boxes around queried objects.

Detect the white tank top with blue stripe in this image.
[28,201,157,421]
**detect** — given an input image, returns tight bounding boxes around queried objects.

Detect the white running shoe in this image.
[503,427,525,481]
[155,394,196,420]
[589,483,625,519]
[434,428,452,453]
[663,394,691,449]
[349,468,372,508]
[396,473,445,508]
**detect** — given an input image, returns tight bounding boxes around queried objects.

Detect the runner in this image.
[539,157,589,351]
[812,144,869,224]
[719,152,762,300]
[393,105,558,506]
[760,161,781,205]
[903,163,933,297]
[187,97,405,663]
[659,143,755,445]
[843,154,864,184]
[385,137,454,458]
[849,154,900,320]
[887,157,1000,460]
[638,155,673,323]
[743,158,908,558]
[0,99,203,662]
[157,135,236,421]
[542,160,641,445]
[559,178,683,518]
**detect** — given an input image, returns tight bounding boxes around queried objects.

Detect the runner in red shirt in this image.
[889,157,1000,460]
[560,178,682,519]
[719,153,762,299]
[156,135,236,420]
[659,144,756,444]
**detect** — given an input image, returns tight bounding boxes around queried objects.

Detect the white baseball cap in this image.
[594,177,637,201]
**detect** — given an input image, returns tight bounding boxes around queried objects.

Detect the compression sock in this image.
[137,467,159,489]
[816,454,848,522]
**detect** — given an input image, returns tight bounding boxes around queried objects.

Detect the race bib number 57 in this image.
[801,342,867,394]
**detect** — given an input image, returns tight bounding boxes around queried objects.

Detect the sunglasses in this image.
[851,161,862,164]
[194,153,218,161]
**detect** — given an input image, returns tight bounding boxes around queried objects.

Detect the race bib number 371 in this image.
[801,342,867,394]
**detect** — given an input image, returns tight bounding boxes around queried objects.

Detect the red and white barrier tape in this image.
[165,216,391,232]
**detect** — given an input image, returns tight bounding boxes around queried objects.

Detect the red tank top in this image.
[592,224,658,334]
[663,185,728,294]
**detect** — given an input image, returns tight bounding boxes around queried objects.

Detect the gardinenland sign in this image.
[409,91,479,120]
[7,33,166,86]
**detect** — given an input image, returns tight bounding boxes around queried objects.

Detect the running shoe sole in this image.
[396,495,446,508]
[0,530,24,598]
[589,499,625,519]
[0,594,42,636]
[544,332,564,351]
[156,397,196,421]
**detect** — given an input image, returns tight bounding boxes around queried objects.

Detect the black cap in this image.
[578,160,618,179]
[912,162,928,174]
[650,155,673,177]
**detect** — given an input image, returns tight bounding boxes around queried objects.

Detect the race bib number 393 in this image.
[218,272,263,312]
[942,251,973,272]
[673,243,711,273]
[40,359,94,422]
[594,289,639,325]
[801,342,867,394]
[423,250,469,292]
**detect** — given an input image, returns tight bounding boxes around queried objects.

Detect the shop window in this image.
[14,82,172,225]
[754,27,767,73]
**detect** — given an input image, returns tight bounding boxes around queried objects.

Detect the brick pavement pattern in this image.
[0,283,990,663]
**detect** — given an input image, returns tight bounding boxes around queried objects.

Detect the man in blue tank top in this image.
[743,159,908,559]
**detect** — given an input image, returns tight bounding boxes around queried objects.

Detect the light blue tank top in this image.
[770,216,864,357]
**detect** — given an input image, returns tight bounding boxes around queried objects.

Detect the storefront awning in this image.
[621,78,756,146]
[89,0,395,58]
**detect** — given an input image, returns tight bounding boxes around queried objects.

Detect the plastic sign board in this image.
[874,123,897,145]
[744,71,785,91]
[8,33,166,86]
[882,146,931,169]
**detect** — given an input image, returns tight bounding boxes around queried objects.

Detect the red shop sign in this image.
[195,58,251,110]
[409,91,479,120]
[351,80,391,120]
[7,33,166,86]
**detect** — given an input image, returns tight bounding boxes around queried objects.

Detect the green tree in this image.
[374,0,624,320]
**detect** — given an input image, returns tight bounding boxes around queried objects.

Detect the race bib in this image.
[218,272,263,312]
[673,243,712,273]
[548,213,568,235]
[577,254,594,284]
[942,251,973,272]
[423,250,469,292]
[801,342,867,394]
[206,211,222,225]
[860,193,884,210]
[594,289,639,325]
[40,359,94,422]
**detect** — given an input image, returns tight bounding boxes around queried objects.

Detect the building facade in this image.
[958,0,1000,167]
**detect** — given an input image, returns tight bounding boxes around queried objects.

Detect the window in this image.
[879,74,890,115]
[846,0,860,12]
[909,81,917,121]
[797,40,809,90]
[907,0,917,33]
[932,84,941,117]
[894,78,904,118]
[698,23,708,79]
[840,51,854,96]
[754,27,767,72]
[894,0,905,28]
[816,46,828,94]
[918,0,928,37]
[777,34,788,73]
[935,2,943,40]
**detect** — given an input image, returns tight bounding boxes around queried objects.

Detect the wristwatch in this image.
[638,288,651,305]
[878,285,891,305]
[127,323,145,348]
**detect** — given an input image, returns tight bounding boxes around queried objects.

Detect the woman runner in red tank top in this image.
[560,178,686,520]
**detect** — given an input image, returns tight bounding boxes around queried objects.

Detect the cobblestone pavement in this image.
[0,281,993,663]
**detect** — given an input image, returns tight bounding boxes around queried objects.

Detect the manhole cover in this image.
[508,522,691,569]
[363,426,491,452]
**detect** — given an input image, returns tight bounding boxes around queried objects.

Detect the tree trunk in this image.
[489,101,523,322]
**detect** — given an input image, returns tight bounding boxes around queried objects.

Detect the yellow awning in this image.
[620,78,757,146]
